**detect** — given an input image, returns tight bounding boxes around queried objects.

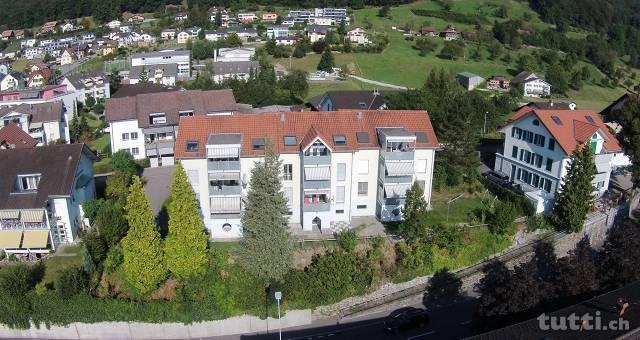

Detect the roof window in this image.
[551,116,562,125]
[252,138,265,150]
[333,134,346,145]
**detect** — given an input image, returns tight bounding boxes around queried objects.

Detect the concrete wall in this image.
[0,310,312,339]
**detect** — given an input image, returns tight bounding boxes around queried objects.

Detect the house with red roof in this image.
[174,110,439,238]
[494,102,629,213]
[0,123,37,149]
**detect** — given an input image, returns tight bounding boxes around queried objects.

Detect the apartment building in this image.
[129,64,177,86]
[494,104,627,213]
[174,110,438,239]
[130,50,191,81]
[0,101,68,145]
[0,144,96,256]
[511,71,551,97]
[61,71,111,105]
[105,89,238,167]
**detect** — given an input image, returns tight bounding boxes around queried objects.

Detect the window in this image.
[415,132,428,143]
[336,209,345,214]
[337,163,346,181]
[356,132,370,143]
[333,134,346,145]
[548,138,555,151]
[16,174,41,191]
[130,132,138,140]
[534,134,545,147]
[357,204,367,209]
[415,159,427,173]
[179,110,194,117]
[551,116,562,125]
[535,154,543,168]
[283,164,293,180]
[186,141,199,152]
[532,119,540,126]
[222,223,232,232]
[512,146,518,158]
[149,112,166,125]
[284,136,297,146]
[336,186,345,203]
[596,181,605,189]
[252,138,265,150]
[358,160,369,174]
[585,115,595,124]
[544,179,552,193]
[284,187,293,213]
[131,147,139,155]
[546,158,553,171]
[122,133,129,141]
[357,182,368,196]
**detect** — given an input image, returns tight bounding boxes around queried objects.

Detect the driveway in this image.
[142,165,174,216]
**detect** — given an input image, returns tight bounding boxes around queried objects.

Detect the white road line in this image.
[407,330,436,339]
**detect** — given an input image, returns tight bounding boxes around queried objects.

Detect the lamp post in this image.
[275,291,282,340]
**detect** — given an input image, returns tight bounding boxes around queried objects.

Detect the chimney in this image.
[548,99,553,107]
[373,88,379,96]
[357,111,363,120]
[280,112,286,122]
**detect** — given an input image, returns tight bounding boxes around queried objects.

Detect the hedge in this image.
[482,177,536,217]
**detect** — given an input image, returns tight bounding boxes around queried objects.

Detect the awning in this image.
[304,166,331,180]
[20,209,44,223]
[209,172,240,181]
[210,197,241,212]
[385,161,414,176]
[22,230,49,248]
[207,147,240,158]
[595,162,608,174]
[384,184,412,198]
[0,210,20,219]
[29,122,43,129]
[0,230,23,248]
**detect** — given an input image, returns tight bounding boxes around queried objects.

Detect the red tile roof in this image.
[0,123,37,149]
[175,110,439,158]
[510,106,622,154]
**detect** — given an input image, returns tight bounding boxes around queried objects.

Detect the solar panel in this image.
[356,132,369,143]
[551,116,562,125]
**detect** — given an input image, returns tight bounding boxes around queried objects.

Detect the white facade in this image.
[0,74,20,91]
[177,32,190,44]
[130,50,191,80]
[267,26,290,39]
[109,119,145,160]
[215,47,254,62]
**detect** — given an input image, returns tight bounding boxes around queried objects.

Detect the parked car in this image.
[384,307,430,333]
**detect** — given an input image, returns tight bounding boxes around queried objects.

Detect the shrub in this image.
[104,245,124,274]
[433,224,465,254]
[55,267,89,299]
[82,199,104,224]
[489,201,517,236]
[111,150,137,175]
[81,231,108,265]
[395,240,432,273]
[482,178,535,216]
[336,229,358,252]
[95,200,128,247]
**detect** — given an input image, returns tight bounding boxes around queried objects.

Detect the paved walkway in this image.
[348,75,409,90]
[141,166,174,216]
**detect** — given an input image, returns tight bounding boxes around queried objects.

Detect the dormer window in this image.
[179,110,194,117]
[304,140,328,156]
[149,112,166,125]
[252,138,265,150]
[333,134,346,145]
[186,141,199,152]
[16,174,41,192]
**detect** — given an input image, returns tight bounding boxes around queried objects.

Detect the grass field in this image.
[43,245,82,285]
[306,78,399,100]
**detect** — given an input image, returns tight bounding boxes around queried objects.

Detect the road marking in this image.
[407,330,436,339]
[285,321,382,340]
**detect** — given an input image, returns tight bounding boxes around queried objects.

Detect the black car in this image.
[384,307,430,333]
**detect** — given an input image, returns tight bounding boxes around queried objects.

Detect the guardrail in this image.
[337,230,567,319]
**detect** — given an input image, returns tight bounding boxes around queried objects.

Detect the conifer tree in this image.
[399,182,429,242]
[238,143,293,284]
[164,162,208,280]
[553,145,596,232]
[121,176,166,294]
[317,48,335,72]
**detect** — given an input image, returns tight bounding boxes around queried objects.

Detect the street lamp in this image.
[275,291,282,340]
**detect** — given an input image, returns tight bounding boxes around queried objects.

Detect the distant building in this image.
[306,25,328,43]
[129,64,177,86]
[0,101,68,144]
[308,90,386,111]
[457,72,484,90]
[266,25,290,39]
[439,25,460,40]
[214,47,255,62]
[130,50,191,81]
[161,29,176,40]
[212,61,259,83]
[487,75,510,90]
[61,71,111,104]
[511,71,551,97]
[0,123,37,149]
[346,27,369,45]
[420,27,437,36]
[261,13,278,22]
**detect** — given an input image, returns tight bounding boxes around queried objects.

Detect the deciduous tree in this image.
[610,95,640,188]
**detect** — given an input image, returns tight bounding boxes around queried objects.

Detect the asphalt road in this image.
[214,298,477,340]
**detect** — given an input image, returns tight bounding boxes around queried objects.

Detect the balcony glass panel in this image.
[208,160,241,171]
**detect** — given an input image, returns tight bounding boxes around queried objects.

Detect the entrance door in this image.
[312,216,321,231]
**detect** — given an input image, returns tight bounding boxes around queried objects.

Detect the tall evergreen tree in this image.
[317,48,335,72]
[238,143,293,284]
[164,162,209,280]
[552,145,596,232]
[121,176,166,294]
[398,182,429,241]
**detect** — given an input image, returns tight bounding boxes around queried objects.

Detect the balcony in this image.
[383,197,405,206]
[384,175,413,184]
[145,140,175,156]
[303,202,331,212]
[382,151,415,161]
[209,185,242,196]
[303,180,331,190]
[208,160,241,172]
[303,155,331,165]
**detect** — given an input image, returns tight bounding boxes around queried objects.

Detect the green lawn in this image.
[88,133,110,154]
[43,245,82,285]
[306,78,400,100]
[424,190,493,225]
[94,157,113,174]
[431,226,511,271]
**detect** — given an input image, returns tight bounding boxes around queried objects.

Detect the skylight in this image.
[284,136,297,146]
[356,132,370,143]
[186,141,199,152]
[585,115,595,124]
[551,116,562,125]
[333,134,346,145]
[252,138,265,150]
[415,132,428,143]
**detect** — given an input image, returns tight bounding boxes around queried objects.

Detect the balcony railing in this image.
[303,202,331,212]
[303,180,331,190]
[383,151,414,161]
[303,155,331,165]
[208,160,241,172]
[209,185,242,196]
[383,197,405,206]
[383,175,413,184]
[0,220,48,230]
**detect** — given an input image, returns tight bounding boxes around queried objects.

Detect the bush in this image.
[336,229,358,252]
[489,201,517,235]
[433,224,465,254]
[395,240,432,273]
[482,178,535,216]
[111,150,137,175]
[95,200,128,247]
[82,199,104,224]
[103,245,124,274]
[82,231,108,265]
[55,267,89,299]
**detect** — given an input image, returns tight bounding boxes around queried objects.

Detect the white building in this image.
[106,20,121,29]
[212,61,259,83]
[511,71,552,97]
[61,71,111,105]
[130,50,191,81]
[214,47,254,62]
[0,144,96,255]
[129,64,177,86]
[0,101,68,145]
[494,104,626,213]
[174,110,438,239]
[161,29,176,40]
[205,29,228,42]
[266,25,290,39]
[276,36,297,46]
[237,13,257,23]
[346,27,370,45]
[105,89,238,167]
[177,31,191,44]
[0,73,22,91]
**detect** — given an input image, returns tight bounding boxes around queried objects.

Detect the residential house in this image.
[21,39,38,48]
[0,144,96,255]
[281,17,296,26]
[61,71,111,104]
[23,47,43,59]
[439,25,460,40]
[208,7,229,23]
[214,47,255,62]
[129,64,177,86]
[119,25,132,33]
[306,25,328,43]
[493,105,626,213]
[27,69,52,88]
[237,13,257,23]
[457,72,484,90]
[205,29,228,41]
[275,36,297,46]
[60,22,76,33]
[1,30,13,41]
[235,28,258,42]
[40,21,58,34]
[310,17,333,26]
[13,30,24,40]
[599,93,637,121]
[511,71,551,97]
[420,27,437,36]
[0,123,37,149]
[98,41,118,57]
[60,48,79,66]
[105,89,238,167]
[266,25,290,39]
[106,20,121,29]
[174,110,437,238]
[0,63,9,75]
[81,32,96,42]
[487,75,510,90]
[308,90,386,111]
[0,101,67,144]
[161,29,177,40]
[130,50,191,81]
[0,73,23,91]
[129,14,146,23]
[175,12,188,21]
[261,13,278,22]
[177,31,191,44]
[186,27,202,40]
[212,61,259,83]
[288,8,349,25]
[346,27,370,45]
